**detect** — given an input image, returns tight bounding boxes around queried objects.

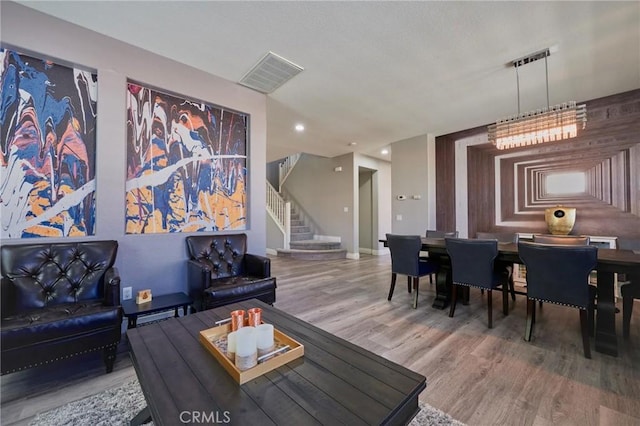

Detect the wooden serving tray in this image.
[199,322,304,384]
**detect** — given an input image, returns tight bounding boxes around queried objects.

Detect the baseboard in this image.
[358,248,387,256]
[346,252,360,260]
[266,248,278,256]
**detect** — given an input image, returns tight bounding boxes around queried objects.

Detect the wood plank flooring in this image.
[2,254,639,425]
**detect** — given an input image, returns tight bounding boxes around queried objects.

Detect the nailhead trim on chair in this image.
[527,297,587,310]
[453,280,499,289]
[2,343,117,374]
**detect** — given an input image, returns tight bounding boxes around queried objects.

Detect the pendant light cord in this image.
[516,62,521,115]
[545,54,550,109]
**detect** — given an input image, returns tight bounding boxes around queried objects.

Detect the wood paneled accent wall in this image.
[435,89,640,239]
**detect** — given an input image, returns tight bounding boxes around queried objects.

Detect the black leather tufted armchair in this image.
[186,234,276,311]
[1,240,123,375]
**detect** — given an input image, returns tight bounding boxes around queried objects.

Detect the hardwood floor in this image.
[2,254,639,425]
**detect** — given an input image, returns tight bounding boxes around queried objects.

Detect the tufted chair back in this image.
[186,234,248,279]
[1,241,119,316]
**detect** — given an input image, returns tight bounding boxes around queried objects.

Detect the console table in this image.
[122,292,192,328]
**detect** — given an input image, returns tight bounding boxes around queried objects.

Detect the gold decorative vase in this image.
[544,206,576,235]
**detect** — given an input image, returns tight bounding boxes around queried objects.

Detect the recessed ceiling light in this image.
[381,149,389,155]
[348,142,357,146]
[295,124,305,132]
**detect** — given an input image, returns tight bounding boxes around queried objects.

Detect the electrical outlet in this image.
[123,287,133,300]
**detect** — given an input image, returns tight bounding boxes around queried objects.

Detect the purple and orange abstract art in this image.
[1,49,97,238]
[125,82,248,234]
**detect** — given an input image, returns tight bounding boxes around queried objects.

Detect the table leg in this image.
[174,307,179,318]
[130,406,151,426]
[595,270,618,356]
[432,260,451,310]
[127,316,138,329]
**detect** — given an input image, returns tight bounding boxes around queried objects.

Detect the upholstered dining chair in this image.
[424,230,458,284]
[445,238,510,328]
[617,238,640,339]
[531,234,592,310]
[476,232,519,301]
[518,241,598,358]
[386,234,439,309]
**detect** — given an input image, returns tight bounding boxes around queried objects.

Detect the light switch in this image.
[343,207,349,213]
[396,214,403,221]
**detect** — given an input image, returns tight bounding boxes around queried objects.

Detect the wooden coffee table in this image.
[127,300,426,425]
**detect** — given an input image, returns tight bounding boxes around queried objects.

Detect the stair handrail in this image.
[278,153,301,190]
[266,181,291,249]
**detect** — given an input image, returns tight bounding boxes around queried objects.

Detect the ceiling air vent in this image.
[239,51,304,94]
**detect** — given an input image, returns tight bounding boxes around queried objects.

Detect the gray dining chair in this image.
[386,234,439,309]
[617,238,640,339]
[518,241,597,358]
[445,238,510,328]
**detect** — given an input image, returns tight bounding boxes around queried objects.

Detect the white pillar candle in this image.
[256,324,275,357]
[226,331,237,361]
[234,326,257,370]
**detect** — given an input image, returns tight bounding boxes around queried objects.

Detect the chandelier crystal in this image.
[489,48,587,150]
[488,101,587,150]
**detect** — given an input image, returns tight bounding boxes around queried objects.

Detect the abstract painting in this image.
[125,82,248,234]
[1,49,97,238]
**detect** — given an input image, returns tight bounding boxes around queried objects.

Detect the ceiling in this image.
[17,1,640,163]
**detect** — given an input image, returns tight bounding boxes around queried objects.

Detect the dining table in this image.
[380,237,640,357]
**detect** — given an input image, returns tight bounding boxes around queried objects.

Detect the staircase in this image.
[267,154,347,261]
[277,206,347,260]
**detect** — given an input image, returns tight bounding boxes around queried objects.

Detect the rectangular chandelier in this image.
[488,101,587,150]
[488,48,587,150]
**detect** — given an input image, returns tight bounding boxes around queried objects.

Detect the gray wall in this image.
[266,160,280,189]
[1,2,267,297]
[284,153,356,252]
[266,214,284,252]
[277,152,391,257]
[355,154,392,255]
[391,135,432,235]
[359,170,374,251]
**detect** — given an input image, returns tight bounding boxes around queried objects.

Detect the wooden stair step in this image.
[276,248,347,260]
[289,240,342,250]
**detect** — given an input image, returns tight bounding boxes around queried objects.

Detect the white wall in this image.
[0,2,267,296]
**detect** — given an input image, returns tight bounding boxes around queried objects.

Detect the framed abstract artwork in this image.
[125,82,248,234]
[0,48,98,238]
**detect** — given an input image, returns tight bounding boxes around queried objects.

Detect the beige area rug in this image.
[30,379,465,425]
